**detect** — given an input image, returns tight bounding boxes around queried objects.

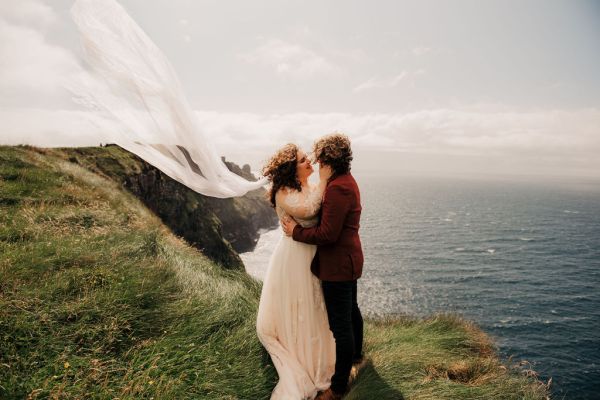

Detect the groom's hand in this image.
[319,163,333,181]
[281,217,298,236]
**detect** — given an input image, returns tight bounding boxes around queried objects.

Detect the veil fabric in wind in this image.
[70,0,267,198]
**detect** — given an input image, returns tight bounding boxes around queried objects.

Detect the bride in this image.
[257,144,336,399]
[68,2,336,397]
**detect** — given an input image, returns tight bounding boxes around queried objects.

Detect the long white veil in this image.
[69,0,267,198]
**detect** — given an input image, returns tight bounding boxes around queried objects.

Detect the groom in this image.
[282,133,364,400]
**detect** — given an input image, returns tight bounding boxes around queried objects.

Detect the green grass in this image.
[0,145,550,399]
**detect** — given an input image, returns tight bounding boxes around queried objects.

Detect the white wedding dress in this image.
[257,184,336,400]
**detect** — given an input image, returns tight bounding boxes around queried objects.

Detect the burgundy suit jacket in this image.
[292,172,363,281]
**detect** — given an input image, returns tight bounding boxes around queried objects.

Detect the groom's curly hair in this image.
[312,132,353,178]
[261,143,302,208]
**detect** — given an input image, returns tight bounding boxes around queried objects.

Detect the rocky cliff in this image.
[54,144,277,270]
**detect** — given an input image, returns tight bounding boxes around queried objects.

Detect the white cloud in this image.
[3,106,599,177]
[353,72,408,93]
[239,38,339,79]
[0,108,110,147]
[0,0,57,29]
[192,107,600,176]
[0,23,81,94]
[0,0,83,105]
[412,45,431,56]
[188,107,600,155]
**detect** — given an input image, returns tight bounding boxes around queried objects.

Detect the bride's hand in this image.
[281,216,298,236]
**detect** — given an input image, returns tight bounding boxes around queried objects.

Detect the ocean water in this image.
[241,174,600,399]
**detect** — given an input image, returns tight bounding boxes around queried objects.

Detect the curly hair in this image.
[261,143,302,208]
[313,132,353,178]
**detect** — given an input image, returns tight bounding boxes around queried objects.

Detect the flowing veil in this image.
[69,0,267,198]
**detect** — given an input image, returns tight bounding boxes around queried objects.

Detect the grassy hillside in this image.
[0,145,550,399]
[51,144,278,269]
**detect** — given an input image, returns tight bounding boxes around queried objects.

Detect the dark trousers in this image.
[321,280,364,395]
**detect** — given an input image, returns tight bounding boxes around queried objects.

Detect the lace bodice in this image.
[276,184,325,228]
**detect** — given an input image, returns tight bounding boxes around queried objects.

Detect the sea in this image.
[240,174,600,399]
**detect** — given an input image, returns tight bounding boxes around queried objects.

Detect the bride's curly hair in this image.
[262,143,302,208]
[313,132,353,178]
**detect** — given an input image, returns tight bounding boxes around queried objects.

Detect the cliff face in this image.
[56,145,277,269]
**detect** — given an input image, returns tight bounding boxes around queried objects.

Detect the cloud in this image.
[203,107,600,176]
[0,0,83,106]
[3,106,599,177]
[412,45,431,56]
[239,38,339,79]
[0,0,57,28]
[0,108,110,147]
[188,107,600,155]
[352,72,408,93]
[0,23,80,94]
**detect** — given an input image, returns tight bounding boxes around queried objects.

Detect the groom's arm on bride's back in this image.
[292,183,351,245]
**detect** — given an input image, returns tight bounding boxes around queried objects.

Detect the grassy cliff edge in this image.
[0,145,550,399]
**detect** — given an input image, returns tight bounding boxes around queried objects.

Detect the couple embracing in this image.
[256,133,365,400]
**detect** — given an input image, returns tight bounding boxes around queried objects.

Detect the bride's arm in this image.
[276,186,323,219]
[291,182,351,245]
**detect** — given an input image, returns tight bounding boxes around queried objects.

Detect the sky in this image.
[1,0,599,179]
